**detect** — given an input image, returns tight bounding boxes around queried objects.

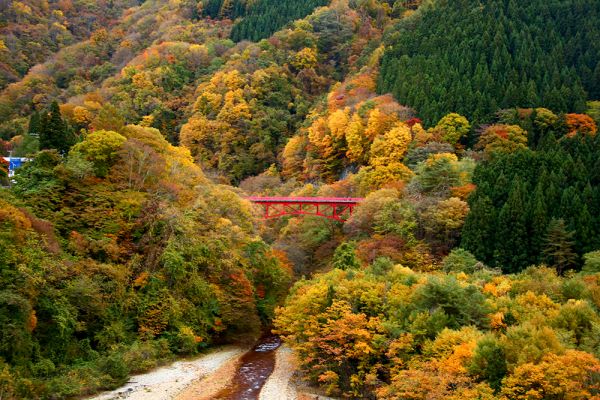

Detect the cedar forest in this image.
[1,0,600,399]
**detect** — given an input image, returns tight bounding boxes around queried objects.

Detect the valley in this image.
[1,0,600,399]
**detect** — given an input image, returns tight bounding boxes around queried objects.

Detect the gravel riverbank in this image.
[88,341,333,400]
[88,346,245,400]
[259,345,297,400]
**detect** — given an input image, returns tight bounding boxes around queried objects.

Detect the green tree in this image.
[543,218,578,275]
[28,111,42,136]
[378,0,597,124]
[39,101,75,155]
[443,248,480,274]
[468,336,507,392]
[581,251,600,275]
[414,153,461,195]
[412,276,490,331]
[494,179,529,273]
[331,242,361,270]
[461,195,496,264]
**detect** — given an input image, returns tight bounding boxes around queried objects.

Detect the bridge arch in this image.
[247,197,363,222]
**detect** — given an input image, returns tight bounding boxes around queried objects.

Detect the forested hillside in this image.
[0,0,139,89]
[0,124,290,397]
[275,264,600,399]
[463,124,600,273]
[180,1,391,182]
[1,0,600,398]
[0,0,235,141]
[202,0,330,42]
[379,0,600,125]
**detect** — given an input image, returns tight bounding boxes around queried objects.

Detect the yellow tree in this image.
[281,135,307,179]
[291,47,318,70]
[180,115,229,166]
[219,0,234,18]
[533,108,559,131]
[308,300,385,397]
[120,124,205,193]
[70,130,126,177]
[345,113,368,163]
[422,197,470,248]
[216,89,251,126]
[308,117,334,159]
[501,350,600,400]
[307,110,348,180]
[369,122,411,167]
[411,123,432,146]
[476,124,528,154]
[364,108,398,140]
[328,108,350,140]
[378,328,494,400]
[430,113,471,146]
[194,91,223,116]
[73,106,92,126]
[354,163,413,194]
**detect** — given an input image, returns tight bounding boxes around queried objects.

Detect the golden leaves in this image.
[369,123,412,167]
[500,350,600,400]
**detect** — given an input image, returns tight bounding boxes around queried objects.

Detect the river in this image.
[213,335,282,400]
[88,335,289,400]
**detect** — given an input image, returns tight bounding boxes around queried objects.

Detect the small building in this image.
[2,157,29,177]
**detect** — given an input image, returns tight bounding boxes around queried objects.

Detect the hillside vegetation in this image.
[275,264,600,399]
[0,125,290,398]
[0,0,599,398]
[0,0,139,89]
[379,0,600,125]
[202,0,330,42]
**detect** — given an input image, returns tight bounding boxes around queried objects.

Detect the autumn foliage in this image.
[275,264,600,399]
[0,0,599,399]
[0,124,291,398]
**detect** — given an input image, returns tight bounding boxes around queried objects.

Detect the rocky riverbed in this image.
[89,340,335,400]
[89,346,246,400]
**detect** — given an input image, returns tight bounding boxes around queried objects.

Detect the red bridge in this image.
[247,197,364,222]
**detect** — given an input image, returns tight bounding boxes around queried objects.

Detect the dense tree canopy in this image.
[462,125,600,273]
[0,0,139,89]
[202,0,329,42]
[378,0,600,125]
[1,0,600,398]
[275,264,600,399]
[0,125,291,398]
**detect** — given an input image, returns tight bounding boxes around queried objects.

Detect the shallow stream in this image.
[212,335,282,400]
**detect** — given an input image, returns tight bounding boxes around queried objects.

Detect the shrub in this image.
[468,335,507,391]
[443,248,481,273]
[412,276,490,330]
[582,251,600,275]
[98,352,129,384]
[331,242,361,270]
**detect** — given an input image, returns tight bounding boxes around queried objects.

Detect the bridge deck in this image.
[246,196,363,204]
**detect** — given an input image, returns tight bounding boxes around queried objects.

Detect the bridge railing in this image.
[246,196,363,204]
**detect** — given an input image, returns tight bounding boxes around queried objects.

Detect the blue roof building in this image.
[2,157,29,177]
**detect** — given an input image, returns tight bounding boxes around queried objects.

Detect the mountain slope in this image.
[202,0,330,42]
[0,125,291,398]
[378,0,600,125]
[0,0,139,89]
